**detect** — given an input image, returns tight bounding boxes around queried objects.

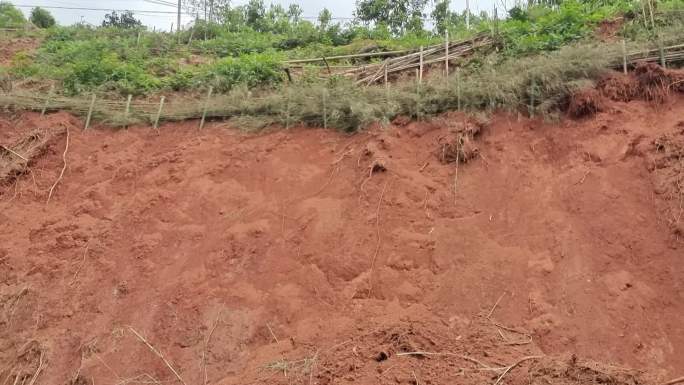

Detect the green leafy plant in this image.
[0,1,25,28]
[30,7,56,29]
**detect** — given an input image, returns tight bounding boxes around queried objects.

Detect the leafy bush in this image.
[0,2,25,28]
[203,53,283,91]
[30,7,56,28]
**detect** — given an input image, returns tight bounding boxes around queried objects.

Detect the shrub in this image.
[0,2,26,28]
[30,7,56,28]
[203,53,283,91]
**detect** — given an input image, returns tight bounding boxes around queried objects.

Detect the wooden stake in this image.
[84,93,96,130]
[384,62,389,90]
[170,23,174,33]
[529,79,536,118]
[285,87,291,129]
[136,31,141,46]
[199,86,213,130]
[41,85,54,117]
[419,46,424,84]
[322,89,327,129]
[456,67,461,110]
[622,39,628,74]
[445,30,449,81]
[384,62,390,102]
[124,94,132,127]
[416,69,421,120]
[659,39,666,68]
[153,96,165,133]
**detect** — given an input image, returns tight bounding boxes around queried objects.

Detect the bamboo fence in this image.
[0,40,682,128]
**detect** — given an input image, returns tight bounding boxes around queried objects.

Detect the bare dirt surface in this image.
[0,36,40,66]
[1,92,684,384]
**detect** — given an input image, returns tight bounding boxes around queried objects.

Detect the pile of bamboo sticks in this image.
[355,34,495,85]
[627,43,684,67]
[284,33,496,85]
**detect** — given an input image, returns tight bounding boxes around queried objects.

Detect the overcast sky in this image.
[11,0,499,30]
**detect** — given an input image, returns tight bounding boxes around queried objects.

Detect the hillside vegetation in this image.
[0,0,683,129]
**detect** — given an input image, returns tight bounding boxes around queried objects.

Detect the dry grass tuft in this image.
[0,130,51,184]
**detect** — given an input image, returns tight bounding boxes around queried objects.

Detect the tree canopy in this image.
[0,1,26,28]
[30,7,56,29]
[102,10,142,29]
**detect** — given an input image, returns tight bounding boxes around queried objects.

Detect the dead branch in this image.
[487,292,506,319]
[128,327,187,385]
[396,351,501,371]
[662,376,684,385]
[69,242,90,286]
[266,323,279,344]
[27,350,46,385]
[46,127,70,205]
[0,145,28,162]
[494,356,544,385]
[202,314,221,385]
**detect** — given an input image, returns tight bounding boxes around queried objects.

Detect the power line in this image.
[12,4,192,15]
[142,0,179,8]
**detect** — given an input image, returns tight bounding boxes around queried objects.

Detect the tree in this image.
[318,8,332,30]
[0,2,26,28]
[30,7,56,28]
[183,0,231,23]
[287,4,303,24]
[245,0,265,29]
[431,0,450,35]
[102,10,142,28]
[355,0,429,35]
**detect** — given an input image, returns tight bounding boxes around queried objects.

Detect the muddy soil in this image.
[1,94,683,385]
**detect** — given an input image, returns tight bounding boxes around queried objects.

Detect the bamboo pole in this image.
[622,39,628,74]
[41,85,54,117]
[466,0,471,30]
[322,89,327,130]
[285,87,291,129]
[529,79,536,118]
[84,93,96,130]
[445,30,450,82]
[647,0,655,29]
[494,5,499,36]
[188,29,195,45]
[153,96,165,133]
[384,62,389,96]
[286,49,412,64]
[419,46,424,84]
[199,86,213,130]
[416,69,421,120]
[640,0,648,28]
[456,67,461,110]
[124,94,132,127]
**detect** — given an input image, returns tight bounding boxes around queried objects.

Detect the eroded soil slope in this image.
[1,95,683,385]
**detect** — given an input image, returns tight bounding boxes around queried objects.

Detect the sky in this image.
[10,0,499,31]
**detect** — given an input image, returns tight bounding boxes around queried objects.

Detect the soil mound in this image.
[1,95,684,384]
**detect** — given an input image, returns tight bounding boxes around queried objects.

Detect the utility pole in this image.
[177,0,182,34]
[466,0,471,30]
